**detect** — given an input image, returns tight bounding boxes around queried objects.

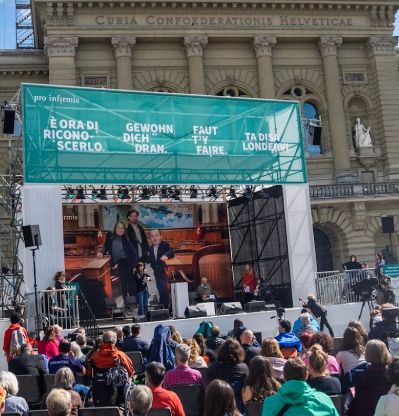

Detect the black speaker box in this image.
[22,225,42,248]
[184,306,207,318]
[79,281,106,319]
[3,110,15,134]
[220,302,243,315]
[147,308,169,321]
[244,300,265,313]
[382,216,395,234]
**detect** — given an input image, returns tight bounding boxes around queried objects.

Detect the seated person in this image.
[293,313,318,338]
[163,343,203,388]
[292,308,320,335]
[205,325,225,351]
[90,330,134,377]
[128,385,153,416]
[48,339,85,377]
[8,343,48,376]
[122,323,150,362]
[196,276,214,301]
[240,329,261,365]
[146,361,185,416]
[275,320,302,359]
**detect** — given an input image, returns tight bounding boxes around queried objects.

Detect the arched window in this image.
[147,86,178,93]
[215,86,249,97]
[282,86,322,154]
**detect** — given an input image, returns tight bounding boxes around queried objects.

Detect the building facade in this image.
[1,0,399,272]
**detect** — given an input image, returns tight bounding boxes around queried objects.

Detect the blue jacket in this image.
[292,316,320,335]
[122,335,150,359]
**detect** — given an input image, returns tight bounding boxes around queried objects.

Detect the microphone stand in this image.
[31,234,40,340]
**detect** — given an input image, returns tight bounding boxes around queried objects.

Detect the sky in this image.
[0,2,398,49]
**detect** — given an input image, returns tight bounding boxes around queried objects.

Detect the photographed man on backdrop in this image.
[149,229,174,309]
[127,208,150,263]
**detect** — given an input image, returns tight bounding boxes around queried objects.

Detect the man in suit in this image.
[8,343,48,376]
[149,229,174,308]
[127,208,150,262]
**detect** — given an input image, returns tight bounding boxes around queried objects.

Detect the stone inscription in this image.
[94,14,354,27]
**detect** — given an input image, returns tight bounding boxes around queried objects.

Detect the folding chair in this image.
[3,413,21,416]
[78,407,120,416]
[148,409,172,416]
[197,367,209,386]
[29,411,49,416]
[168,384,204,416]
[44,374,56,393]
[16,375,42,408]
[330,395,344,416]
[125,351,145,375]
[246,401,264,416]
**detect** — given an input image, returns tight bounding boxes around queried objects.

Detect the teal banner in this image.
[384,264,399,277]
[22,83,307,185]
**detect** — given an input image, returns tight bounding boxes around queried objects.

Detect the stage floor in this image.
[97,301,369,343]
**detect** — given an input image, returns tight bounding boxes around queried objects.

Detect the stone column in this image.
[367,36,399,180]
[184,36,208,94]
[253,36,276,98]
[111,36,136,90]
[318,36,354,183]
[44,36,78,85]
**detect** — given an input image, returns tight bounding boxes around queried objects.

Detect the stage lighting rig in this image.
[244,186,253,200]
[228,186,237,199]
[90,185,108,200]
[140,186,151,200]
[117,185,130,200]
[160,186,168,199]
[65,187,75,200]
[190,185,198,199]
[76,185,86,200]
[207,186,218,199]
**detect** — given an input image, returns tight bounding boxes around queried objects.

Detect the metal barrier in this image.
[26,288,79,333]
[315,268,376,306]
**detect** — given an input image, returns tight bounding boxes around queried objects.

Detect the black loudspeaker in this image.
[184,306,207,318]
[3,110,15,134]
[22,225,42,248]
[382,217,395,234]
[220,302,243,315]
[244,300,265,313]
[147,309,169,322]
[80,281,106,318]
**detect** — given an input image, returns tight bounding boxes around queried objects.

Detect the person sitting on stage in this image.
[148,229,174,309]
[90,330,134,377]
[122,324,150,363]
[242,264,256,304]
[293,309,320,335]
[275,320,302,359]
[146,362,185,416]
[163,343,203,388]
[240,329,261,365]
[205,325,225,351]
[196,276,213,302]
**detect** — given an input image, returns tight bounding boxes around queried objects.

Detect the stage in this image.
[97,302,369,343]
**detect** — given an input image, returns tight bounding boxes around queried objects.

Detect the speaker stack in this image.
[219,302,243,315]
[147,309,169,321]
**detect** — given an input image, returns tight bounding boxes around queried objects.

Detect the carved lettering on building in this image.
[82,75,109,88]
[343,72,367,85]
[94,15,354,27]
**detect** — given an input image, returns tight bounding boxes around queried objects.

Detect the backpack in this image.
[9,327,27,358]
[104,359,129,388]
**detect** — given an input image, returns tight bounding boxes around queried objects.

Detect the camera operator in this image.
[369,303,399,345]
[300,294,334,338]
[375,277,396,306]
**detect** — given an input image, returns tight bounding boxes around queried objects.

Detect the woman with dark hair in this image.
[307,344,341,395]
[348,340,391,416]
[347,320,368,345]
[242,356,280,404]
[204,379,241,416]
[306,332,340,375]
[208,338,249,413]
[98,221,138,300]
[336,327,366,373]
[376,252,386,282]
[37,326,59,359]
[193,332,214,365]
[375,357,399,416]
[260,338,286,380]
[53,271,68,309]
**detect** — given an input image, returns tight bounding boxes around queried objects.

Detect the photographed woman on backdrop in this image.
[133,262,150,316]
[98,221,138,301]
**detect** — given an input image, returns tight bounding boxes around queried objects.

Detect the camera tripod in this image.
[358,296,375,329]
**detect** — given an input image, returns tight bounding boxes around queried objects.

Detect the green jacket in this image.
[261,380,339,416]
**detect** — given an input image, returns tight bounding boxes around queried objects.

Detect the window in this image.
[216,86,249,97]
[282,87,322,154]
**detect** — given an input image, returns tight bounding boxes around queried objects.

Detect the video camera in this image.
[352,277,379,299]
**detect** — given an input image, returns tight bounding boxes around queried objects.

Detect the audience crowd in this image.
[2,301,399,416]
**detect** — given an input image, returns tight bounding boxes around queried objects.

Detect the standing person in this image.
[301,294,334,338]
[148,229,174,309]
[242,264,255,303]
[3,314,29,362]
[342,254,363,271]
[134,262,151,316]
[53,271,68,310]
[376,252,386,282]
[127,208,150,262]
[98,221,138,301]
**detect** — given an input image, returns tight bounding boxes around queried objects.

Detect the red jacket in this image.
[151,386,185,416]
[242,271,256,292]
[3,323,29,362]
[90,343,134,377]
[37,339,60,359]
